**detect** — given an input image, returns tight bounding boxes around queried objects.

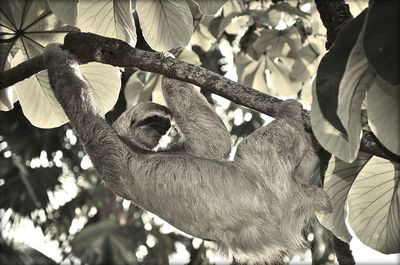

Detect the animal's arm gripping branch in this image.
[43,44,132,198]
[161,78,232,159]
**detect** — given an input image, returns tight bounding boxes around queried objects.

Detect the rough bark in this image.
[332,235,356,265]
[314,0,353,49]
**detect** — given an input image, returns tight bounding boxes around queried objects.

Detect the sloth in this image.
[43,44,331,264]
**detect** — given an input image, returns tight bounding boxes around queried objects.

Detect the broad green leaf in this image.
[48,0,78,26]
[314,10,367,135]
[296,43,321,64]
[252,29,285,57]
[225,15,254,36]
[247,10,270,27]
[136,0,193,51]
[0,0,75,59]
[0,54,18,111]
[178,48,201,66]
[0,86,18,111]
[235,53,269,94]
[335,27,374,163]
[272,2,309,18]
[151,74,166,106]
[0,37,15,73]
[348,157,400,254]
[317,152,372,243]
[289,59,311,83]
[222,0,242,14]
[78,0,137,47]
[124,71,148,108]
[299,81,313,109]
[217,12,253,38]
[12,51,121,128]
[367,76,400,155]
[253,27,301,58]
[363,0,399,85]
[190,17,216,52]
[81,63,121,115]
[291,43,321,85]
[191,0,227,15]
[265,56,301,96]
[311,80,354,162]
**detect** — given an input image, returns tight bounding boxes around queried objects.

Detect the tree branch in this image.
[0,32,399,163]
[1,32,282,117]
[332,235,355,265]
[314,0,353,49]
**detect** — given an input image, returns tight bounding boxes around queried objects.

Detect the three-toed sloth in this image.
[44,44,331,264]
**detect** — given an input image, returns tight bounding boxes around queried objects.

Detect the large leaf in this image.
[363,0,399,85]
[317,152,372,243]
[217,11,243,38]
[253,27,302,59]
[0,37,15,73]
[0,54,18,111]
[136,0,193,51]
[48,0,78,26]
[235,53,269,94]
[12,51,121,128]
[334,26,374,163]
[311,80,355,163]
[78,0,137,47]
[190,16,216,52]
[0,0,75,60]
[191,0,227,15]
[289,59,311,83]
[265,56,301,97]
[0,86,18,111]
[150,74,166,106]
[313,10,367,135]
[271,2,309,18]
[124,71,149,108]
[367,76,400,155]
[0,0,76,112]
[348,157,400,253]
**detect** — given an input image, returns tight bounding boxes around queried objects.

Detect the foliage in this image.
[311,0,400,254]
[311,1,400,162]
[0,0,398,264]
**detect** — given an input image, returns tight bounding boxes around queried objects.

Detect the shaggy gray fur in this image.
[44,44,331,264]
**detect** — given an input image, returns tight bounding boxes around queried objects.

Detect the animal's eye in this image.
[142,115,163,124]
[136,115,171,133]
[137,115,167,125]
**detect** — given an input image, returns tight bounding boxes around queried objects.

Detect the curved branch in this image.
[1,32,282,117]
[0,32,398,162]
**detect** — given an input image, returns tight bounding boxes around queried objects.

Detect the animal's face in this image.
[113,102,172,150]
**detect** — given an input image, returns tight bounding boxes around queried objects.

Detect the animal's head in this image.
[113,102,172,150]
